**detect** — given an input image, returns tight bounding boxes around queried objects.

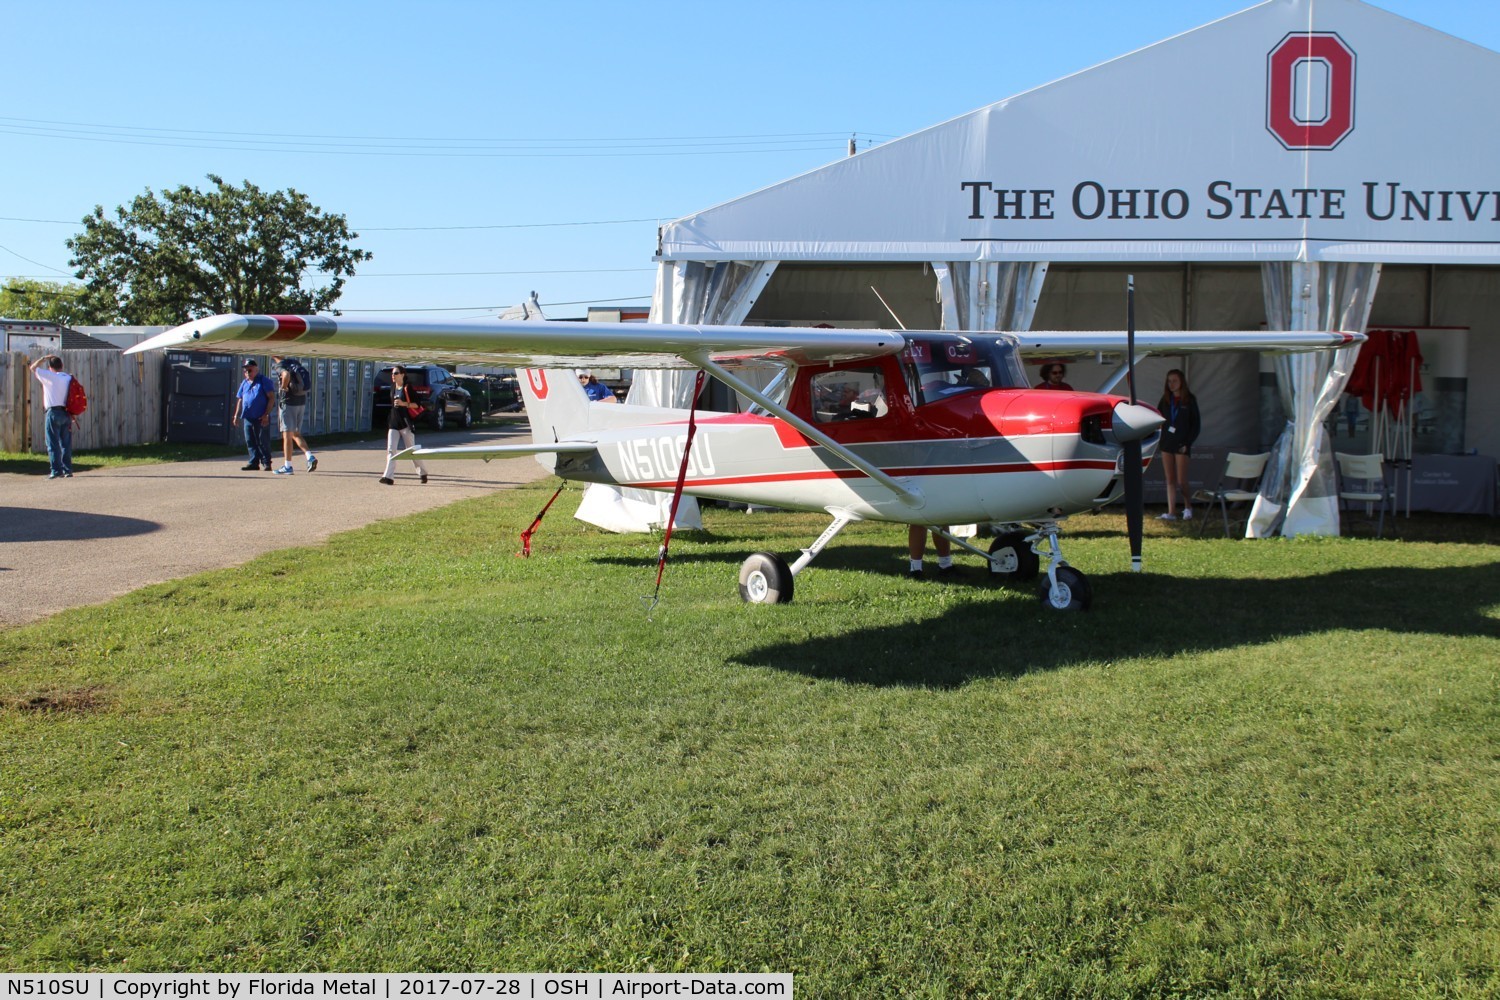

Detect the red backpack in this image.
[64,375,88,417]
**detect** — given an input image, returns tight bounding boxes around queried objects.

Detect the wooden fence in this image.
[0,351,166,453]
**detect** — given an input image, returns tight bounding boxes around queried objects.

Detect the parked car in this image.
[453,373,523,420]
[372,365,472,431]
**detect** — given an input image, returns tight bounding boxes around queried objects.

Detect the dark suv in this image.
[373,365,473,431]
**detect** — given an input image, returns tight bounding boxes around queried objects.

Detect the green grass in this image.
[0,415,528,474]
[2,486,1497,996]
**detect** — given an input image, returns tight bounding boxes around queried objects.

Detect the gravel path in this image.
[0,426,551,627]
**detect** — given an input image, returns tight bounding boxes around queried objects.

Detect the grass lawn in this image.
[2,484,1497,995]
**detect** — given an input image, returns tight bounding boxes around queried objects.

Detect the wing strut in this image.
[686,353,925,510]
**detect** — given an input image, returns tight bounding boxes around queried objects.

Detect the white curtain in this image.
[1248,261,1380,537]
[934,261,1048,332]
[574,261,778,532]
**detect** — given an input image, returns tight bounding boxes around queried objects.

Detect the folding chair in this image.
[1335,452,1393,538]
[1194,452,1270,537]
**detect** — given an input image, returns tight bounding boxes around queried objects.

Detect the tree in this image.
[67,174,373,324]
[0,278,119,326]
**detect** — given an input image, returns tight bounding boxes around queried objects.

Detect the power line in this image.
[0,125,858,159]
[0,115,863,144]
[0,214,668,232]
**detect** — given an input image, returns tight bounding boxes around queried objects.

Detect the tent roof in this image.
[659,0,1500,265]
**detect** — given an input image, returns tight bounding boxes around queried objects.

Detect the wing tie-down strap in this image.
[647,370,707,609]
[518,483,567,557]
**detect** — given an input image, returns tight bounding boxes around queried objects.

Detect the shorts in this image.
[279,403,306,434]
[1159,436,1190,457]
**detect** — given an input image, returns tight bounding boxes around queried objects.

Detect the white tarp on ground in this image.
[659,0,1500,267]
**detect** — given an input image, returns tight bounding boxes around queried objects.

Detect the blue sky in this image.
[3,0,1496,320]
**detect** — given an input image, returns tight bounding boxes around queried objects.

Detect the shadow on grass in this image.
[0,506,160,543]
[730,561,1500,688]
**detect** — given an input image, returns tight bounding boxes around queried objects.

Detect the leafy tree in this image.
[67,174,373,324]
[0,278,118,326]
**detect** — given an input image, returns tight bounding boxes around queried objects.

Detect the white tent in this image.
[592,0,1500,535]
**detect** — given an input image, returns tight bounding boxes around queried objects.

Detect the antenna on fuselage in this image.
[869,285,907,330]
[1124,275,1145,573]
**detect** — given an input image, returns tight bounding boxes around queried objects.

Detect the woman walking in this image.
[379,366,430,486]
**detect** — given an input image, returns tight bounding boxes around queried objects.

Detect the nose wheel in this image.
[983,521,1092,612]
[1040,564,1092,611]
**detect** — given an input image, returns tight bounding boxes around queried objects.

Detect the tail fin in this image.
[518,368,592,448]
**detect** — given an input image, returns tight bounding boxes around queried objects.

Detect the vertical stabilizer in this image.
[517,369,592,471]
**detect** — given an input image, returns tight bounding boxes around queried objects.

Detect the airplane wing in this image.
[124,313,906,369]
[1012,330,1364,357]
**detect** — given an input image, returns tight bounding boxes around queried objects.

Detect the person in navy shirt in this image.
[233,360,278,471]
[1156,368,1202,521]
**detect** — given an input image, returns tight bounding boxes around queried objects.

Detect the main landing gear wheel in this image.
[1039,565,1092,612]
[988,531,1040,582]
[738,552,794,604]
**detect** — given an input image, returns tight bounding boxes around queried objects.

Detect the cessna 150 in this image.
[128,314,1361,610]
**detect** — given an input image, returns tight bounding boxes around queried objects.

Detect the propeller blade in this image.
[1125,276,1144,573]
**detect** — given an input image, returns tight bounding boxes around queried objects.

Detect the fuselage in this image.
[542,336,1157,524]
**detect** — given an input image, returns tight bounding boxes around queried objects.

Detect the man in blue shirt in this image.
[233,360,277,471]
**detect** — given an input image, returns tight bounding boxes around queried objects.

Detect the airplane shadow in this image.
[0,506,161,543]
[729,562,1500,689]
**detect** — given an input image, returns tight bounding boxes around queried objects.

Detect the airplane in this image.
[128,314,1362,610]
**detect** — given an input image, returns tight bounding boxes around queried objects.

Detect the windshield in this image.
[902,334,1027,405]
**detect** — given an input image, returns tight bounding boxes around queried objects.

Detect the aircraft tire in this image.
[988,532,1039,582]
[738,552,794,604]
[1039,565,1092,612]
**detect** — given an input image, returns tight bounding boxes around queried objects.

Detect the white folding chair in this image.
[1335,452,1393,538]
[1194,452,1270,537]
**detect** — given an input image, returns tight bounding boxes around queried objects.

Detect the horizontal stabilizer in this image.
[394,442,597,462]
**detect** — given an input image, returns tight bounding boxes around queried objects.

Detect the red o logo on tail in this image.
[526,369,549,399]
[1267,32,1355,150]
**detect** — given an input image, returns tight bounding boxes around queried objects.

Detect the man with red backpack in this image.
[29,353,76,479]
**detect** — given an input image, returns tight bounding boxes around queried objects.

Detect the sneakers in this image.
[241,463,260,471]
[306,454,318,472]
[1157,512,1178,521]
[47,472,61,479]
[420,473,428,484]
[1181,507,1194,520]
[378,477,395,486]
[274,465,294,475]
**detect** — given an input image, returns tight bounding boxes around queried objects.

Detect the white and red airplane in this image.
[128,315,1361,610]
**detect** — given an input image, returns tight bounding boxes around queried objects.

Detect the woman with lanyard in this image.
[1156,368,1201,521]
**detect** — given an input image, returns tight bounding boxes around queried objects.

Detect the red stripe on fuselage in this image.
[626,459,1118,491]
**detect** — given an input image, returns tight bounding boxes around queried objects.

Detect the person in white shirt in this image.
[29,354,74,478]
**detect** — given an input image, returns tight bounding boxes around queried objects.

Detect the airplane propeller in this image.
[1123,276,1145,573]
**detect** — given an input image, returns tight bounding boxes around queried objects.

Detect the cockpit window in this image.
[902,336,1026,405]
[811,367,888,423]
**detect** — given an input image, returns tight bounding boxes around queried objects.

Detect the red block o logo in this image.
[1267,32,1356,150]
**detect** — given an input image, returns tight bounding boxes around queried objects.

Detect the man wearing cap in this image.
[232,360,278,471]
